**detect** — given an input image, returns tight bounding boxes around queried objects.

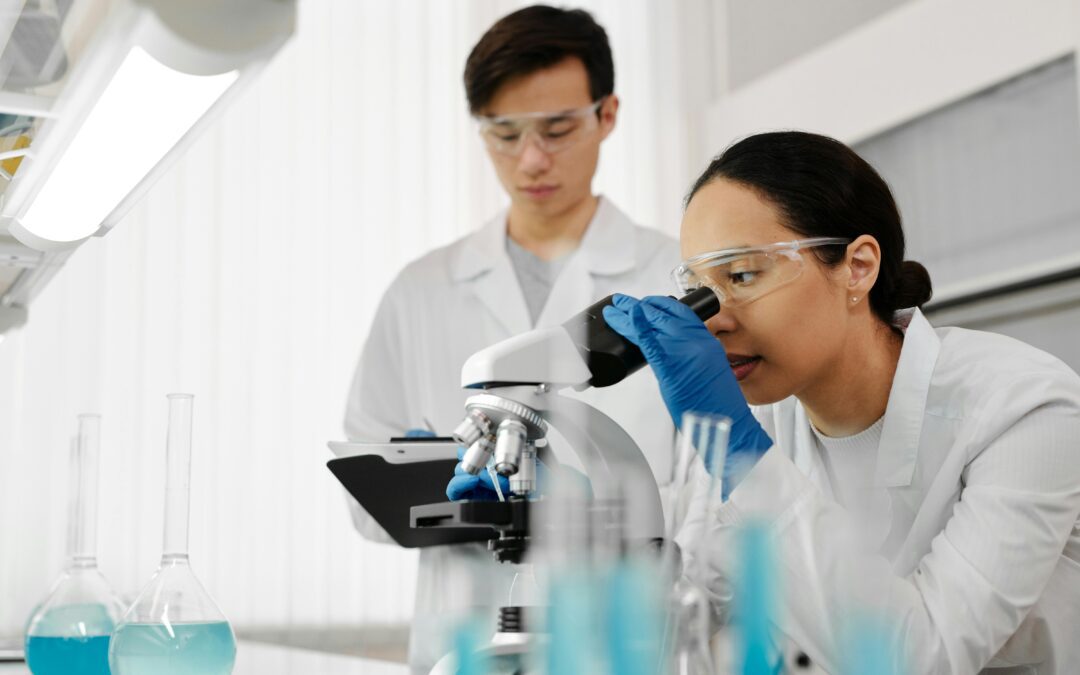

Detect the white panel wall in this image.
[725,0,910,88]
[704,0,1080,159]
[855,57,1080,295]
[0,0,714,633]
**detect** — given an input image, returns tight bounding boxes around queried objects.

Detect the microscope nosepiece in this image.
[493,419,528,476]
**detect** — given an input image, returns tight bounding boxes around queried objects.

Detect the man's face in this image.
[479,57,617,219]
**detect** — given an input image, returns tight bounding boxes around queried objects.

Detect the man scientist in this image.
[338,6,680,671]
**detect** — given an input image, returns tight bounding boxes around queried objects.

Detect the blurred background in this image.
[1,0,1078,663]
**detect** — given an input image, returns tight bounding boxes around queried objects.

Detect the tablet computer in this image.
[326,438,497,548]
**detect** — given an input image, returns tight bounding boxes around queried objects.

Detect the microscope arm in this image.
[514,387,665,542]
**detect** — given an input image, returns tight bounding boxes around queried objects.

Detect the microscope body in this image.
[414,289,719,675]
[446,288,720,546]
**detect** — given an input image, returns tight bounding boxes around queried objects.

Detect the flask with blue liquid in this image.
[109,394,236,675]
[24,414,124,675]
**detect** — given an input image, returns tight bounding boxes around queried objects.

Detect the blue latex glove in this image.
[446,445,512,501]
[602,294,774,497]
[403,429,509,501]
[445,446,593,501]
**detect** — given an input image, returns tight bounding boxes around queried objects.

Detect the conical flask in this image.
[24,414,124,675]
[109,394,236,675]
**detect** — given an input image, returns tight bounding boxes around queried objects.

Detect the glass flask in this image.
[665,412,731,675]
[669,577,715,675]
[24,414,124,675]
[109,394,236,675]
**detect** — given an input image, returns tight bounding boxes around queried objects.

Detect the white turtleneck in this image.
[811,416,884,511]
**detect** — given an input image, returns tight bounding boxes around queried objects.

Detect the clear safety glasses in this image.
[671,237,851,307]
[476,99,604,156]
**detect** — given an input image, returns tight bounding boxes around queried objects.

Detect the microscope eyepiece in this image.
[562,286,721,388]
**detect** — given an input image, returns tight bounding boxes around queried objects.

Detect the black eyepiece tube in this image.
[678,285,722,321]
[562,287,721,388]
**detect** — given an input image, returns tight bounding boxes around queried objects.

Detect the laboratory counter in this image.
[0,640,409,675]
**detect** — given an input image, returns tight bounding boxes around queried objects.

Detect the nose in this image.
[704,306,737,336]
[517,133,552,176]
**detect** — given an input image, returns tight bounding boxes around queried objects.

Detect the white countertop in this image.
[0,640,409,675]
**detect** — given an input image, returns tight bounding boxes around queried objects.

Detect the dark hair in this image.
[687,131,932,326]
[464,5,614,114]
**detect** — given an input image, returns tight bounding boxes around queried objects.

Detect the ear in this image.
[844,235,881,306]
[598,95,619,141]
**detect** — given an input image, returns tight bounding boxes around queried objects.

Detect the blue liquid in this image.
[109,622,235,675]
[25,635,111,675]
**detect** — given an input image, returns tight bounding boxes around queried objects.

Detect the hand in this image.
[446,445,512,501]
[602,294,773,496]
[403,428,436,438]
[445,447,593,501]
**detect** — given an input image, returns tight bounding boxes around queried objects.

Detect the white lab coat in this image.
[680,308,1080,674]
[340,197,680,672]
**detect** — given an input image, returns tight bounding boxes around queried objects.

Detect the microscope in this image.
[411,288,720,672]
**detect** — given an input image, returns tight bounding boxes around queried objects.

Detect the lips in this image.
[727,354,761,381]
[521,185,558,199]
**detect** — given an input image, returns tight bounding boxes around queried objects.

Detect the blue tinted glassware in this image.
[24,415,124,675]
[109,394,236,675]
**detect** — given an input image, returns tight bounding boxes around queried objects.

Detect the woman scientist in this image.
[602,131,1080,675]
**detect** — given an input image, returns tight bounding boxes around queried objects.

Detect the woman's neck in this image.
[507,194,598,261]
[800,318,903,438]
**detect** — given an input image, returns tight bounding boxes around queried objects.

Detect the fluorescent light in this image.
[18,46,237,245]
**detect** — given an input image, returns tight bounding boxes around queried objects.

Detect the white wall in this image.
[0,0,714,632]
[724,0,910,88]
[706,0,1080,151]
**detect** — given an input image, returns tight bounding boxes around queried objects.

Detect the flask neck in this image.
[66,554,100,571]
[68,415,102,562]
[161,552,191,567]
[163,395,194,558]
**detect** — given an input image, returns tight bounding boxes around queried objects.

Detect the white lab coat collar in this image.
[874,307,941,488]
[447,196,640,336]
[448,196,638,282]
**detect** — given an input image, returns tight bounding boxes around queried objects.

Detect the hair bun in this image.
[894,260,933,309]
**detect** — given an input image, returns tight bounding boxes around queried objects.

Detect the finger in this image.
[404,428,436,438]
[647,294,702,320]
[602,306,640,343]
[470,471,503,501]
[456,445,467,461]
[611,293,642,309]
[446,474,479,501]
[640,296,702,331]
[628,303,667,363]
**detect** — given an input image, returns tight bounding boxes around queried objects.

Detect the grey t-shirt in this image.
[505,236,573,325]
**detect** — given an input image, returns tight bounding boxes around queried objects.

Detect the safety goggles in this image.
[671,237,851,307]
[476,99,604,156]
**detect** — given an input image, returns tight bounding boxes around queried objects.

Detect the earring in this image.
[851,296,859,303]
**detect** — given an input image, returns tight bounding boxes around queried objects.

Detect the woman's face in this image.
[680,178,851,405]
